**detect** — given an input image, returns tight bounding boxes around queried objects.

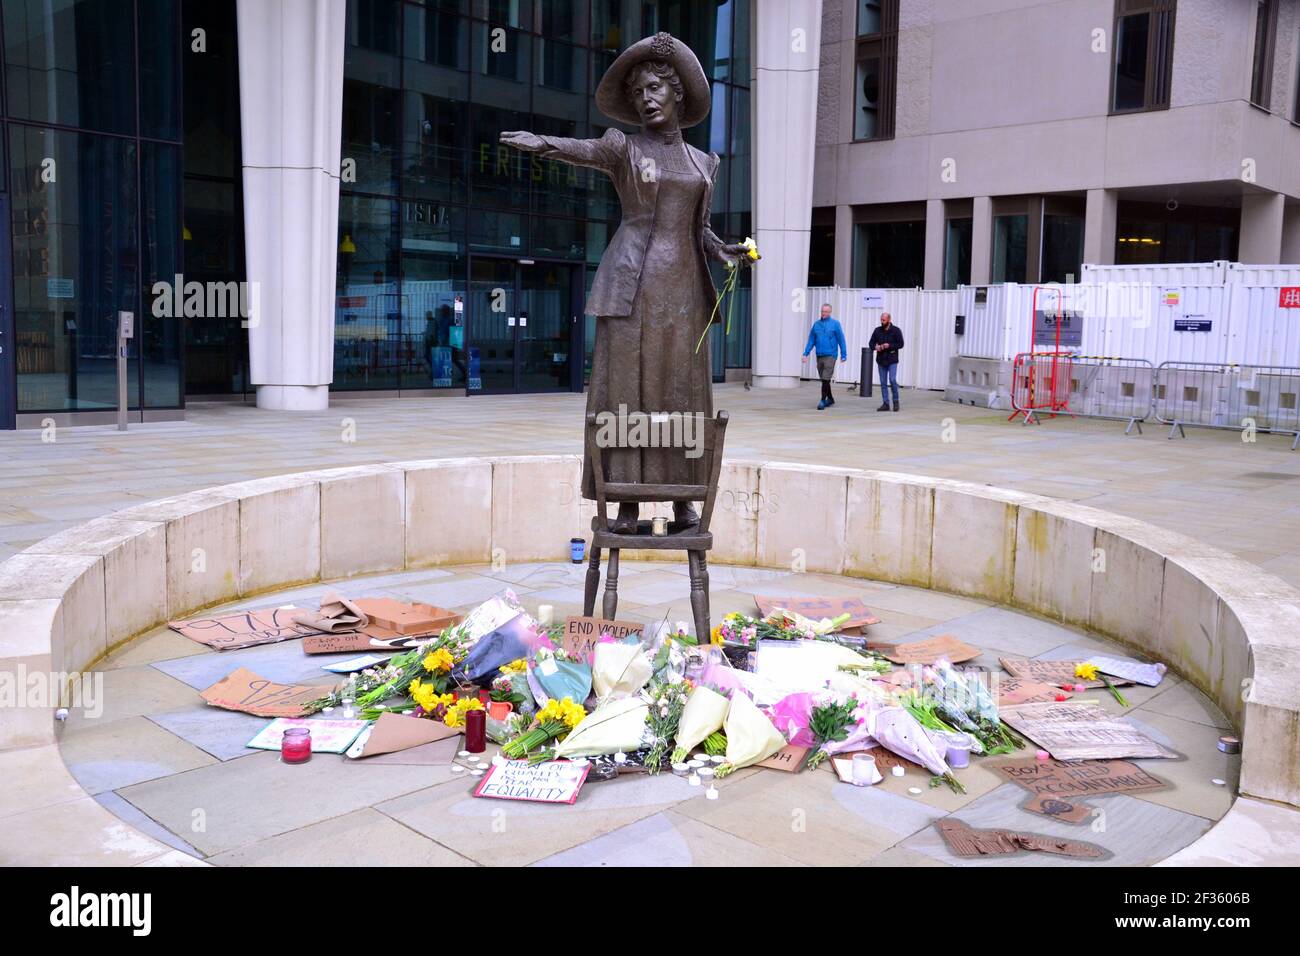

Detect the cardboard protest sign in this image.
[562,616,643,661]
[246,718,368,754]
[999,657,1132,689]
[757,744,810,772]
[170,607,323,651]
[353,598,460,636]
[200,667,323,717]
[999,701,1178,761]
[346,712,461,759]
[935,820,1107,859]
[474,759,591,804]
[987,756,1168,824]
[996,676,1070,706]
[882,634,980,665]
[753,594,879,629]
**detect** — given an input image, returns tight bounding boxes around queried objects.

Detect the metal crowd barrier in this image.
[1153,361,1300,449]
[1063,356,1156,434]
[1010,352,1156,432]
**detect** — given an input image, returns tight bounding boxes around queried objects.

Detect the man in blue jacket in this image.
[802,303,848,410]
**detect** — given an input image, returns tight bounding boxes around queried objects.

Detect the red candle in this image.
[477,689,491,705]
[465,708,487,753]
[281,726,312,764]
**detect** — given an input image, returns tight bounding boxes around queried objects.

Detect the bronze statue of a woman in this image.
[500,32,753,533]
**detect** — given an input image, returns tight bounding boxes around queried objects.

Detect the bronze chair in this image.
[582,410,729,640]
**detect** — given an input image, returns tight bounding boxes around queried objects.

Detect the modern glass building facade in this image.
[0,0,752,427]
[0,0,184,427]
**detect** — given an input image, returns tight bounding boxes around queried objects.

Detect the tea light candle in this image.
[710,755,726,765]
[671,762,690,776]
[613,751,627,764]
[891,765,905,777]
[705,785,719,800]
[537,605,554,627]
[280,727,311,764]
[341,698,356,720]
[651,516,668,536]
[698,767,716,782]
[688,773,701,787]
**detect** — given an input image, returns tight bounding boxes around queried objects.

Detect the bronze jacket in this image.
[537,127,727,318]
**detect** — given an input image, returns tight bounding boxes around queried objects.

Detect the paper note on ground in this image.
[246,717,368,753]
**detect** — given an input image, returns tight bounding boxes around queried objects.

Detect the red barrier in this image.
[1009,351,1072,424]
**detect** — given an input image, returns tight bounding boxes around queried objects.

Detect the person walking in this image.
[868,311,904,411]
[802,303,847,410]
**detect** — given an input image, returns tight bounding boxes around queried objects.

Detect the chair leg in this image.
[602,548,620,620]
[583,545,602,617]
[689,550,710,641]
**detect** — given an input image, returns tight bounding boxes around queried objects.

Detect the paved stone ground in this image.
[61,562,1238,867]
[3,385,1300,591]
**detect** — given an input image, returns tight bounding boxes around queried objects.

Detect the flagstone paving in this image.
[52,562,1242,867]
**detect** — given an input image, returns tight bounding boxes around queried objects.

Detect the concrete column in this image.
[923,199,944,289]
[1083,188,1118,266]
[1282,205,1300,264]
[833,203,853,287]
[1239,192,1286,264]
[970,196,993,285]
[751,0,823,388]
[237,0,346,411]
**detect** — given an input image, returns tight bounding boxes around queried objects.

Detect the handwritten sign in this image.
[998,657,1129,689]
[882,634,980,665]
[170,607,322,651]
[246,718,368,754]
[1084,655,1166,687]
[753,595,879,629]
[999,701,1177,761]
[474,759,590,804]
[987,756,1167,824]
[562,616,643,661]
[996,676,1069,706]
[757,744,810,772]
[936,820,1107,859]
[200,667,323,717]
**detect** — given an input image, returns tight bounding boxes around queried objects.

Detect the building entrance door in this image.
[467,257,582,394]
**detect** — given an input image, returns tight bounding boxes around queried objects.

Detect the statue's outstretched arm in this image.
[499,127,625,173]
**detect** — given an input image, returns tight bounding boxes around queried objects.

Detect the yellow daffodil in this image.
[423,647,454,674]
[443,696,484,728]
[500,658,528,675]
[1074,663,1099,681]
[710,625,723,645]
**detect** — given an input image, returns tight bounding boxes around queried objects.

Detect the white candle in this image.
[537,605,554,627]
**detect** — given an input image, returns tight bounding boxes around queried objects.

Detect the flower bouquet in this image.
[502,696,586,759]
[715,688,788,777]
[313,625,472,717]
[820,699,964,793]
[551,696,651,760]
[929,660,1023,755]
[642,680,691,773]
[592,639,653,699]
[804,695,859,770]
[669,684,731,764]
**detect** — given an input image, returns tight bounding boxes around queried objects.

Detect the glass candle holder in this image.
[281,727,312,764]
[465,708,487,753]
[851,752,877,786]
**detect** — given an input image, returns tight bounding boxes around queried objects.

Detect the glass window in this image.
[1250,1,1278,108]
[402,92,469,203]
[470,104,530,210]
[854,52,881,139]
[141,142,184,408]
[10,126,140,412]
[808,220,835,287]
[342,79,402,196]
[1041,214,1084,284]
[399,251,467,389]
[1112,14,1150,111]
[535,0,582,44]
[992,214,1028,283]
[403,3,469,71]
[472,21,532,84]
[140,0,183,141]
[852,220,924,287]
[3,0,138,135]
[944,217,972,289]
[335,195,400,390]
[858,0,882,36]
[1111,1,1174,113]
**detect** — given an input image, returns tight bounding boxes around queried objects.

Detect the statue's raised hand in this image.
[499,130,545,153]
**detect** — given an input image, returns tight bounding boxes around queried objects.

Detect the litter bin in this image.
[859,347,873,398]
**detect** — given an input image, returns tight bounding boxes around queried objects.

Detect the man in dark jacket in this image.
[867,312,904,411]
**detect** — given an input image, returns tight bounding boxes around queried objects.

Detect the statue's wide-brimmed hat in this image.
[595,32,711,128]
